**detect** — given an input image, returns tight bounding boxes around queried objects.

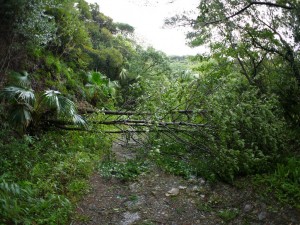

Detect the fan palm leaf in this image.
[40,90,87,128]
[119,68,128,80]
[87,71,107,86]
[58,95,76,116]
[108,80,119,97]
[9,71,30,88]
[40,90,62,113]
[0,86,35,105]
[71,114,87,128]
[9,103,33,130]
[58,96,87,128]
[1,72,87,131]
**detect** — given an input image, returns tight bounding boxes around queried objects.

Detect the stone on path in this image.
[258,211,267,221]
[121,212,141,225]
[166,187,180,196]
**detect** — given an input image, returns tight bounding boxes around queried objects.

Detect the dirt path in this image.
[72,138,300,225]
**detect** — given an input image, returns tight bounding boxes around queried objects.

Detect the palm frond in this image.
[41,90,87,128]
[0,86,35,105]
[40,90,62,113]
[58,96,88,128]
[119,68,128,80]
[71,114,87,128]
[109,80,120,88]
[107,80,119,97]
[88,71,107,86]
[57,95,76,116]
[9,71,30,88]
[9,103,33,129]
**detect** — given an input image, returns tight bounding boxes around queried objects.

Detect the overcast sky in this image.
[86,0,203,56]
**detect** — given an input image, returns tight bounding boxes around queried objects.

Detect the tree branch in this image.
[78,109,206,115]
[202,1,294,26]
[91,120,208,127]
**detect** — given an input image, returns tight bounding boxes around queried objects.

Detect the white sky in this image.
[86,0,204,56]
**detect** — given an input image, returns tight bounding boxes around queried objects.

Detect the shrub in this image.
[203,75,289,181]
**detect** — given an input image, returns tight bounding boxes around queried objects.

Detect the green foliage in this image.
[31,151,94,194]
[0,132,38,179]
[147,142,194,178]
[115,22,135,36]
[84,71,119,107]
[1,1,299,222]
[0,127,111,223]
[205,77,288,181]
[0,177,72,225]
[98,159,149,181]
[217,209,239,223]
[255,157,300,208]
[168,0,300,128]
[0,71,86,132]
[196,201,213,212]
[135,55,295,183]
[4,0,57,47]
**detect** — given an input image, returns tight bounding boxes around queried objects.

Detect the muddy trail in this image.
[72,138,300,225]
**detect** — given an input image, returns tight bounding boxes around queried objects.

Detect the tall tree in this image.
[166,0,300,124]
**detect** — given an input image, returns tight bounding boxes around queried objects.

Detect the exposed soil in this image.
[72,139,300,225]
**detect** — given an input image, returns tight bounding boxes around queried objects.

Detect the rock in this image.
[191,185,200,192]
[188,176,198,184]
[129,183,139,192]
[244,204,252,212]
[121,212,141,225]
[258,211,267,221]
[166,187,180,196]
[154,186,161,191]
[199,178,206,185]
[178,185,187,190]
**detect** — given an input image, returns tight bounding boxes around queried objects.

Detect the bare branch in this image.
[78,109,206,116]
[93,120,208,127]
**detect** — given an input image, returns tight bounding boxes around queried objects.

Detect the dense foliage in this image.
[0,0,299,223]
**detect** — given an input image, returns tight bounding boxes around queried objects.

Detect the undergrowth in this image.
[98,159,149,182]
[0,128,111,224]
[254,156,300,209]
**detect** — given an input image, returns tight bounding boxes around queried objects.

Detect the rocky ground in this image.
[72,139,300,225]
